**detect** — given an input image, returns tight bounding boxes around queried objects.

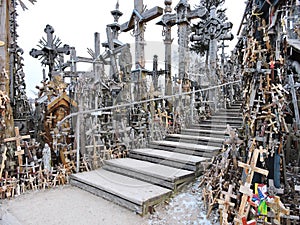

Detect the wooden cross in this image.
[268,196,289,224]
[0,145,7,178]
[257,146,268,163]
[46,113,56,128]
[218,184,237,223]
[4,127,30,169]
[120,0,163,69]
[235,183,253,224]
[238,147,269,184]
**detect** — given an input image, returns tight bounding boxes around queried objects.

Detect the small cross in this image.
[268,196,289,224]
[257,146,268,162]
[4,127,30,169]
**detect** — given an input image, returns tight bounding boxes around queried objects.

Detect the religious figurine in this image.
[42,143,51,172]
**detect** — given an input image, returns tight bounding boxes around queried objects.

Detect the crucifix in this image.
[120,0,163,69]
[30,24,70,80]
[4,127,30,171]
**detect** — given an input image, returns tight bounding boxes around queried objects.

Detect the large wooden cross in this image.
[4,127,30,169]
[235,146,269,224]
[120,0,163,69]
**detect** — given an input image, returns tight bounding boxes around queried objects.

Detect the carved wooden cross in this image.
[4,127,30,169]
[120,0,163,69]
[268,196,289,224]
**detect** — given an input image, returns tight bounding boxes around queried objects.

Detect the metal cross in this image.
[30,24,70,80]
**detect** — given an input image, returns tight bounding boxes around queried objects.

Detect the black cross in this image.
[30,24,70,80]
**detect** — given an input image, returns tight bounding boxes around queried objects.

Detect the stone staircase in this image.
[70,102,242,216]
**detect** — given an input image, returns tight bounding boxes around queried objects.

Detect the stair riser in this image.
[70,178,143,214]
[165,137,223,146]
[181,130,226,138]
[201,121,242,125]
[147,144,218,158]
[129,153,199,172]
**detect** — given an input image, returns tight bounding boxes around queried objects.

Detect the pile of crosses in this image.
[200,0,300,224]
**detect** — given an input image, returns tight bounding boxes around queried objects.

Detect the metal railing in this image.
[57,80,242,172]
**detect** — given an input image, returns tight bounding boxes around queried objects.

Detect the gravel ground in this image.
[0,178,219,225]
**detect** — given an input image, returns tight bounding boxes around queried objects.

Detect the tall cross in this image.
[4,127,30,169]
[120,0,163,69]
[30,24,70,80]
[175,0,206,82]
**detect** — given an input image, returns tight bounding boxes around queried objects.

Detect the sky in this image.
[17,0,245,97]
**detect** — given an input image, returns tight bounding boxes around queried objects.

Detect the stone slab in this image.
[129,148,209,171]
[70,169,171,215]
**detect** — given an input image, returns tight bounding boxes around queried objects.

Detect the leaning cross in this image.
[4,127,30,169]
[238,147,269,184]
[120,0,163,69]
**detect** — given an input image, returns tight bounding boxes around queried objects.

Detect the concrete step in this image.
[214,111,242,117]
[148,140,220,158]
[70,169,172,215]
[165,133,224,146]
[181,128,227,138]
[188,123,234,131]
[129,148,210,172]
[103,158,195,191]
[208,115,243,121]
[200,119,242,125]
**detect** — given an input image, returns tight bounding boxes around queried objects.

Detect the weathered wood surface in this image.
[70,169,171,215]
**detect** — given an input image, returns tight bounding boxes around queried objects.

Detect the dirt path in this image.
[0,178,218,225]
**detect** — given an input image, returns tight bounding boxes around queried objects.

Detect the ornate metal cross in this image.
[30,24,70,80]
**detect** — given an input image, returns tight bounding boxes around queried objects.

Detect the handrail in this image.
[58,80,241,127]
